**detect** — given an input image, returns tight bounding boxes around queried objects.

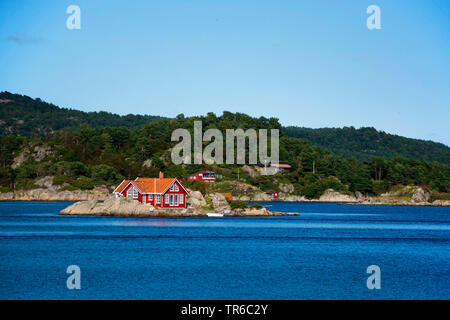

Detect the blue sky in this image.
[1,0,449,145]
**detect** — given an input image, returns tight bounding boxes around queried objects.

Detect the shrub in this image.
[0,186,11,193]
[250,203,263,209]
[90,164,122,184]
[71,176,95,190]
[372,180,388,195]
[59,185,77,191]
[429,191,450,202]
[229,201,248,209]
[184,181,210,194]
[53,175,72,185]
[300,177,348,199]
[52,161,89,178]
[15,161,37,180]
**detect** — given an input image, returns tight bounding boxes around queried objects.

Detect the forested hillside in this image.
[2,92,449,166]
[0,91,165,136]
[283,126,450,166]
[1,111,449,199]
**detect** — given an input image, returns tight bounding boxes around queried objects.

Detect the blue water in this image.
[0,201,449,300]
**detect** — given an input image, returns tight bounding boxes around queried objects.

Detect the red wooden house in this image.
[113,172,189,208]
[182,170,216,182]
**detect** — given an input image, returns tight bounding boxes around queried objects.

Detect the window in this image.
[170,195,174,206]
[165,194,169,204]
[149,194,153,201]
[174,195,178,206]
[180,194,184,204]
[133,187,138,198]
[170,183,179,192]
[156,195,161,204]
[127,187,132,198]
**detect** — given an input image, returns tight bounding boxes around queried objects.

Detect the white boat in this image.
[207,213,224,217]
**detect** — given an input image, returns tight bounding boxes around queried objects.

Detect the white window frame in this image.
[133,187,138,199]
[127,187,132,198]
[149,194,153,201]
[170,195,174,206]
[156,195,161,204]
[165,194,169,204]
[174,194,178,206]
[180,194,184,204]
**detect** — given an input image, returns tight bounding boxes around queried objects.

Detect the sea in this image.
[0,201,449,299]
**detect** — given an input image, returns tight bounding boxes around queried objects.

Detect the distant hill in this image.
[0,91,165,136]
[283,126,450,166]
[1,91,449,166]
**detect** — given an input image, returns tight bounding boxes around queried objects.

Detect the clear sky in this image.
[0,0,449,145]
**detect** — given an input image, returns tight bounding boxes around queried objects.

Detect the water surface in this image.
[0,201,449,299]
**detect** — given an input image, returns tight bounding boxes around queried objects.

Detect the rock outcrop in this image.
[188,191,207,208]
[226,207,271,216]
[280,194,307,202]
[242,165,258,178]
[252,192,272,201]
[358,186,445,206]
[411,188,430,202]
[35,176,54,189]
[207,193,231,212]
[12,145,52,168]
[318,189,357,202]
[431,200,450,206]
[0,188,110,201]
[142,159,152,168]
[279,183,294,193]
[60,197,207,217]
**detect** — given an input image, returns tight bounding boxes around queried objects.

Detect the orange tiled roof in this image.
[221,193,233,201]
[134,177,179,194]
[270,163,291,168]
[114,180,131,193]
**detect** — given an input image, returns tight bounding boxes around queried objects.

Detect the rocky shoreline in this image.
[1,187,449,207]
[59,195,299,217]
[1,177,449,208]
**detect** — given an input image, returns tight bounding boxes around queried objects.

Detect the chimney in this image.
[159,171,164,179]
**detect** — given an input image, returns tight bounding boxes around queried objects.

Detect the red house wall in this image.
[122,184,143,202]
[120,181,188,208]
[161,181,187,208]
[187,172,216,182]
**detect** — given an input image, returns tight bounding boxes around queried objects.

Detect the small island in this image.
[59,191,299,217]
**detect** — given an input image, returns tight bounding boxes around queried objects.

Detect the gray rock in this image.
[319,189,357,202]
[60,200,98,215]
[412,188,430,202]
[60,197,154,216]
[35,176,54,189]
[188,191,207,208]
[208,193,231,211]
[252,193,272,201]
[242,165,258,178]
[279,183,294,193]
[142,159,152,168]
